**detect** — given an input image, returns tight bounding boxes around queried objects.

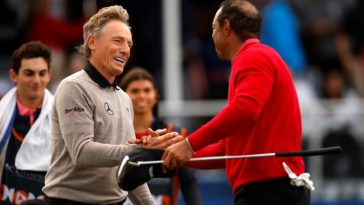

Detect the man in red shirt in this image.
[162,0,310,204]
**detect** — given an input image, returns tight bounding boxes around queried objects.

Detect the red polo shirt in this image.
[187,39,304,193]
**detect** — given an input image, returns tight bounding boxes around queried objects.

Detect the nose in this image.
[119,43,131,57]
[31,73,44,86]
[119,40,129,51]
[33,74,41,83]
[136,91,145,99]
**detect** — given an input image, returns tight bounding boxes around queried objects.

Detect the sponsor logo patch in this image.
[65,106,85,114]
[104,102,114,115]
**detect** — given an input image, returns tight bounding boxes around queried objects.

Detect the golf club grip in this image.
[275,146,342,157]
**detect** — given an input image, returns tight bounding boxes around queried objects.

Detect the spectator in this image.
[335,0,364,97]
[319,68,364,179]
[259,0,307,76]
[121,67,202,205]
[0,41,53,205]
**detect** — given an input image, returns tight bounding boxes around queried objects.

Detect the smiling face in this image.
[88,20,133,83]
[125,79,157,116]
[9,57,50,107]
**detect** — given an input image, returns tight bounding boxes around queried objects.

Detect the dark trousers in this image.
[46,197,126,205]
[234,177,310,205]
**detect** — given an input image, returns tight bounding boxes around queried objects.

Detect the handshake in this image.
[118,128,196,191]
[128,128,184,150]
[118,128,183,191]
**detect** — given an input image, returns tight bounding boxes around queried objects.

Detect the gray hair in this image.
[78,5,130,59]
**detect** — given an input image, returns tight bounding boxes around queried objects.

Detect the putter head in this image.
[117,155,130,188]
[116,152,154,191]
[116,148,177,191]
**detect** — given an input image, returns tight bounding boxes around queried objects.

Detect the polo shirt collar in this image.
[84,61,120,90]
[232,38,260,62]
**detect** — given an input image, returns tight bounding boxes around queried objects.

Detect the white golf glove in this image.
[282,162,315,191]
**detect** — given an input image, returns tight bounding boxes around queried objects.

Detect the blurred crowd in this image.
[1,0,364,185]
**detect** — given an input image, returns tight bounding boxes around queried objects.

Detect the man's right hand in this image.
[162,138,194,169]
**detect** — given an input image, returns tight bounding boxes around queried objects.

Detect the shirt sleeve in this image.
[185,139,226,169]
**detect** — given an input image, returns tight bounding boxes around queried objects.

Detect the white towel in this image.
[0,88,53,171]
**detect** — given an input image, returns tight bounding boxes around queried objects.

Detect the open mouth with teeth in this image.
[114,57,125,64]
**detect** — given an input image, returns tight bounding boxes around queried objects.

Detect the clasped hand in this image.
[128,128,183,150]
[128,128,194,170]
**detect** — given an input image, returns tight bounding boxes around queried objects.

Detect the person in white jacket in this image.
[0,41,53,205]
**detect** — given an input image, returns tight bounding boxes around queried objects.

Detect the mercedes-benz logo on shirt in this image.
[104,102,114,115]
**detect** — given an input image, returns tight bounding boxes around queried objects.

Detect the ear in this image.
[87,34,96,50]
[9,69,17,84]
[223,20,233,37]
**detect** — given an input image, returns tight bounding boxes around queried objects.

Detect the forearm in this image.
[128,183,156,205]
[76,141,137,167]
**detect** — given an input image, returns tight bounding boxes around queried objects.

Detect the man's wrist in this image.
[185,137,195,153]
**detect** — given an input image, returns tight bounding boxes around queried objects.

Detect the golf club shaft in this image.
[129,146,342,166]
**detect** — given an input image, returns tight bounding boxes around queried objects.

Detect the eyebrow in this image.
[22,68,49,72]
